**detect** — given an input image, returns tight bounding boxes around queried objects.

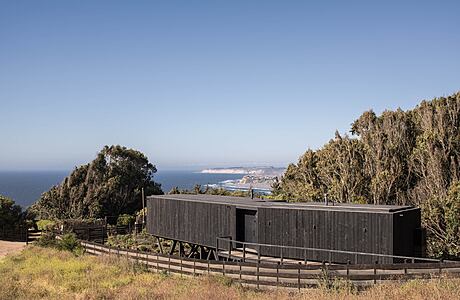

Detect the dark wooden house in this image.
[146,194,424,263]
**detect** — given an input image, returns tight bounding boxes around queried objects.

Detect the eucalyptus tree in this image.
[274,91,460,257]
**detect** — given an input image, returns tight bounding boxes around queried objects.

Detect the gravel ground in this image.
[0,241,26,258]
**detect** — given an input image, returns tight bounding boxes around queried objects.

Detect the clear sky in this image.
[1,1,459,171]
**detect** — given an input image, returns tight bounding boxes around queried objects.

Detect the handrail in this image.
[216,236,444,264]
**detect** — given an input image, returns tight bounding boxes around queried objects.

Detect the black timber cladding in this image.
[146,194,422,263]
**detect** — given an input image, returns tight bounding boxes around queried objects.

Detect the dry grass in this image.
[0,246,459,300]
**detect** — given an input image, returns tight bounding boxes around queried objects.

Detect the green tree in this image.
[316,132,368,203]
[422,181,460,257]
[352,109,416,205]
[272,149,323,201]
[32,145,163,219]
[274,91,460,257]
[0,195,22,230]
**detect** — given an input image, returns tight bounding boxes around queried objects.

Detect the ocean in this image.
[0,170,245,208]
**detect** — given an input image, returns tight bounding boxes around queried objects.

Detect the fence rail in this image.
[80,240,460,290]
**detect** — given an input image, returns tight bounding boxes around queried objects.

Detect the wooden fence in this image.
[0,227,41,243]
[71,224,143,244]
[81,240,460,290]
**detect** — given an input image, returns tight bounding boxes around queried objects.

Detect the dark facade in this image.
[146,194,423,263]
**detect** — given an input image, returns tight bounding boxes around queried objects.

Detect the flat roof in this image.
[147,194,417,213]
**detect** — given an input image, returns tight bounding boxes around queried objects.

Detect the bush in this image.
[36,231,58,248]
[117,214,135,226]
[107,231,158,252]
[58,233,81,253]
[36,219,56,231]
[36,232,82,255]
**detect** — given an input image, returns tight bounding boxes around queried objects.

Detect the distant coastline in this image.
[201,166,285,193]
[200,166,285,176]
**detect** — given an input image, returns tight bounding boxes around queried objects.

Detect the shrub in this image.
[36,219,56,231]
[117,214,135,226]
[36,231,58,248]
[58,233,81,253]
[107,232,158,252]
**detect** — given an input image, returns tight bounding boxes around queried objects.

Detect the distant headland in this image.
[200,166,285,176]
[201,167,286,192]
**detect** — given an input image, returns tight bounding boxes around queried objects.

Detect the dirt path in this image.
[0,241,26,258]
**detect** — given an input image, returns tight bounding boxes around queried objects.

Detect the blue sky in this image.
[1,1,459,171]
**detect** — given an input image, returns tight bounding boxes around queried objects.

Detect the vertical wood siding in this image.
[147,196,421,263]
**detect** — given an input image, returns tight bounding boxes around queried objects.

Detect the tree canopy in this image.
[0,195,22,230]
[273,91,460,258]
[32,145,163,220]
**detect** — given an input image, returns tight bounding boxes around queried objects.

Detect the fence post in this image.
[145,252,148,269]
[117,246,120,258]
[193,259,196,276]
[329,252,332,265]
[239,260,242,281]
[304,248,307,265]
[276,262,280,287]
[243,244,246,262]
[346,260,350,280]
[156,253,159,273]
[180,255,183,277]
[257,259,260,289]
[298,262,302,292]
[228,239,232,261]
[355,253,358,264]
[223,259,226,276]
[216,238,219,260]
[168,254,171,274]
[404,259,408,275]
[280,247,283,264]
[374,260,378,284]
[207,259,210,275]
[439,259,443,276]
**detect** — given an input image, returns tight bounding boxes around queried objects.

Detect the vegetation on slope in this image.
[168,184,255,197]
[31,145,163,220]
[273,92,460,258]
[1,246,460,300]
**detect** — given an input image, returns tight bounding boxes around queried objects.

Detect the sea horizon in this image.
[0,169,247,208]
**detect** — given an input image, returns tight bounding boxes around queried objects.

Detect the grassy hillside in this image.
[1,247,460,299]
